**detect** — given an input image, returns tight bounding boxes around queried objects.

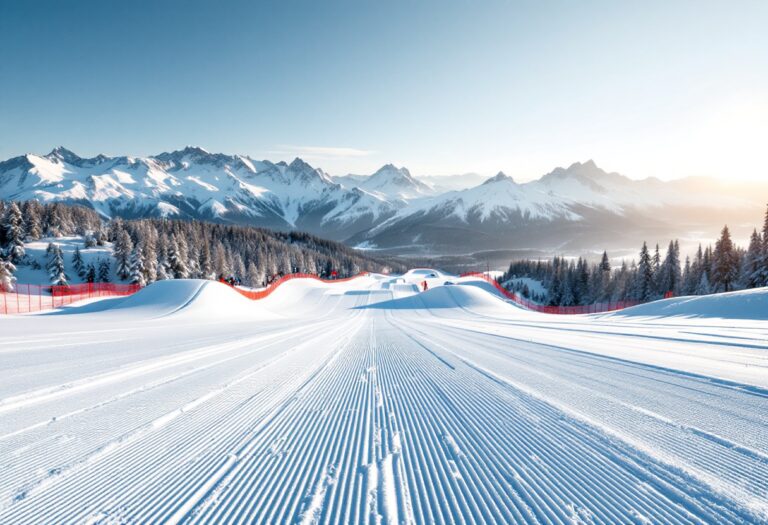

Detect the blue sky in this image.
[1,0,766,181]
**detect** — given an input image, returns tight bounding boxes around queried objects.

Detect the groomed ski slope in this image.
[1,273,767,524]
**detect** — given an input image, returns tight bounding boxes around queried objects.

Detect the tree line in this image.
[0,200,405,289]
[501,206,768,306]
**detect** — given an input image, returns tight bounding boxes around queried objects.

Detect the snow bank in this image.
[605,287,768,320]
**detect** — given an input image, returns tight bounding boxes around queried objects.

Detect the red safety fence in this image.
[0,282,142,315]
[459,272,642,314]
[1,271,642,316]
[232,272,369,300]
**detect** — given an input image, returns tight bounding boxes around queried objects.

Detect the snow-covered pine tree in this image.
[84,263,96,283]
[212,242,229,278]
[232,253,246,281]
[142,234,158,284]
[167,234,189,279]
[155,239,170,281]
[741,229,763,289]
[114,230,134,281]
[2,202,26,263]
[695,271,711,295]
[98,259,111,283]
[198,242,213,279]
[22,201,43,240]
[71,246,86,279]
[47,244,68,286]
[44,204,64,237]
[0,254,16,291]
[129,244,147,286]
[245,262,263,288]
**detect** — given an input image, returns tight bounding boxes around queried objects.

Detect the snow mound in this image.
[90,279,277,320]
[605,287,768,320]
[364,282,519,313]
[453,278,510,299]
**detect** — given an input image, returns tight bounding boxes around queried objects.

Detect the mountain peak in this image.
[171,146,211,158]
[288,157,313,171]
[372,164,413,180]
[154,146,216,165]
[483,172,514,185]
[46,146,81,162]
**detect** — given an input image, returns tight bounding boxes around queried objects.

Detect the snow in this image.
[354,164,435,201]
[14,236,117,284]
[602,286,768,320]
[503,276,547,296]
[0,273,766,523]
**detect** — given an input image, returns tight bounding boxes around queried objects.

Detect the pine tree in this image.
[141,229,158,283]
[574,258,590,305]
[155,240,170,281]
[98,259,111,283]
[713,225,738,292]
[47,243,68,286]
[681,256,695,295]
[129,244,147,286]
[84,263,97,283]
[246,262,263,288]
[167,234,189,279]
[651,243,661,296]
[44,204,65,237]
[2,202,26,263]
[695,272,711,295]
[560,275,575,306]
[595,251,611,302]
[212,242,229,278]
[198,242,213,279]
[633,242,654,301]
[659,240,681,295]
[232,253,246,281]
[22,201,43,240]
[114,230,133,281]
[741,229,763,289]
[72,246,86,279]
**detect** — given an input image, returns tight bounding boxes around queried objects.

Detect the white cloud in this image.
[268,145,375,160]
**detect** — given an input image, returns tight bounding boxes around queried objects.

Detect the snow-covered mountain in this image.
[1,148,764,255]
[349,160,767,254]
[352,164,436,202]
[0,146,398,240]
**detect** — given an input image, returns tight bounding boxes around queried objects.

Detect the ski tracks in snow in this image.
[0,283,766,523]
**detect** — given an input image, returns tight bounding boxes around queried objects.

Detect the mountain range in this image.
[1,146,765,257]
